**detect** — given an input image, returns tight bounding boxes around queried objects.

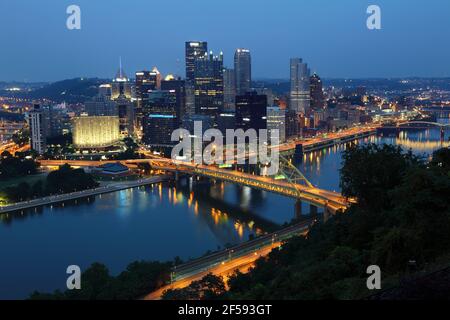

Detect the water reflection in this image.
[0,126,448,299]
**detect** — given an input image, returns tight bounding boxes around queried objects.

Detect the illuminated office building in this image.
[161,76,186,124]
[72,115,120,149]
[235,91,267,133]
[194,51,224,118]
[267,106,286,143]
[142,90,178,148]
[234,48,251,95]
[111,59,132,100]
[28,103,47,154]
[223,68,236,112]
[135,70,159,129]
[290,58,310,114]
[310,73,324,110]
[185,41,208,82]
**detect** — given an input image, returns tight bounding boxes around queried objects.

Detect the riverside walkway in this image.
[0,175,168,214]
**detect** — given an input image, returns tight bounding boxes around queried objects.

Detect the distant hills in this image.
[2,78,108,103]
[2,77,450,104]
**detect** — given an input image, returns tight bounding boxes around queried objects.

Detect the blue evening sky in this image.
[1,0,449,82]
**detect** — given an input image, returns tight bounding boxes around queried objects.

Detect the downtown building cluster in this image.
[28,41,329,155]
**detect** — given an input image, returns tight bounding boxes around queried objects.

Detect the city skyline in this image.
[1,0,450,82]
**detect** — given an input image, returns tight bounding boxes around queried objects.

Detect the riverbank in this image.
[0,175,169,214]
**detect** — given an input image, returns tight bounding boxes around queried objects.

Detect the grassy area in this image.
[0,173,47,189]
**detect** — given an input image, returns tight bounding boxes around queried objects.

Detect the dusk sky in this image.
[1,0,449,82]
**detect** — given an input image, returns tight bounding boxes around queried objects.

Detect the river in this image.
[0,124,449,299]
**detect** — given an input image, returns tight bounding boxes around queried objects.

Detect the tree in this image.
[162,274,226,300]
[340,143,421,210]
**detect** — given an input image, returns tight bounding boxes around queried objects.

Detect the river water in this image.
[0,125,449,299]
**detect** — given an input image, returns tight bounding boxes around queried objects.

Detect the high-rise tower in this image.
[289,58,310,114]
[185,41,208,82]
[234,48,251,95]
[194,51,224,118]
[310,73,324,110]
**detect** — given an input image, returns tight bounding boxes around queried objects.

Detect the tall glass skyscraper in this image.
[290,58,310,114]
[185,41,208,82]
[135,70,159,129]
[223,68,236,112]
[310,73,324,110]
[234,48,251,95]
[194,51,224,118]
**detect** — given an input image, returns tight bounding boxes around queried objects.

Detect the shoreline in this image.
[0,175,169,215]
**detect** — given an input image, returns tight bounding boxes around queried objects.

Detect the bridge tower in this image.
[278,155,313,191]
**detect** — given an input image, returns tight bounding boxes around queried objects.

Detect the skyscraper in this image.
[310,73,324,110]
[116,97,134,138]
[111,59,132,100]
[223,68,236,112]
[267,106,286,143]
[234,48,251,95]
[194,51,224,118]
[235,91,267,133]
[161,76,186,125]
[185,41,208,82]
[135,70,159,129]
[290,58,310,114]
[142,90,178,149]
[28,103,47,154]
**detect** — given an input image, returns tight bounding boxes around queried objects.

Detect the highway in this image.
[0,175,168,214]
[144,219,315,300]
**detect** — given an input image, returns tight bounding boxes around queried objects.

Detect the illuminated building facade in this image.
[111,59,132,100]
[135,70,159,129]
[290,58,310,114]
[161,77,186,125]
[235,91,267,133]
[267,106,286,143]
[185,41,208,82]
[223,68,236,112]
[194,51,224,118]
[142,90,178,147]
[310,73,324,110]
[28,103,47,154]
[72,115,120,149]
[234,48,251,95]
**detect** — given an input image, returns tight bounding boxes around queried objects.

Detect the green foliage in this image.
[162,274,226,300]
[2,163,99,202]
[12,129,30,146]
[46,164,98,194]
[29,261,171,300]
[340,143,421,210]
[0,151,38,181]
[110,138,141,160]
[226,144,450,299]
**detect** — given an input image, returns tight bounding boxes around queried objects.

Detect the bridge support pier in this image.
[295,200,302,219]
[310,204,318,216]
[323,206,332,223]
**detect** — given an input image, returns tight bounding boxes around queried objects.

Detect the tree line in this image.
[2,163,99,202]
[162,145,450,300]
